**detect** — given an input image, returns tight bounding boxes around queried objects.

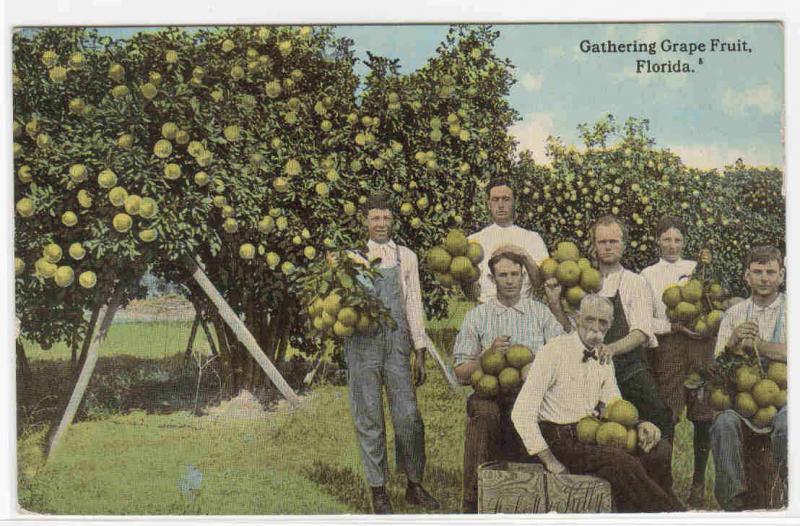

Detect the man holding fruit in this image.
[342,191,440,514]
[511,294,684,513]
[710,245,787,511]
[452,247,563,513]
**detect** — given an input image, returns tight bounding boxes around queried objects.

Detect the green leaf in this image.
[338,271,354,289]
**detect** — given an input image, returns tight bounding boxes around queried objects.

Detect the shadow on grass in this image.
[17,354,226,437]
[304,460,371,514]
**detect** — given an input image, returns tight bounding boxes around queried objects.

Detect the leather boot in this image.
[370,485,393,514]
[406,481,441,510]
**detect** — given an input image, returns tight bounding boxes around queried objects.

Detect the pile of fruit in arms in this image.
[471,344,534,399]
[709,361,787,429]
[662,279,727,336]
[576,399,640,451]
[426,229,483,289]
[539,241,602,314]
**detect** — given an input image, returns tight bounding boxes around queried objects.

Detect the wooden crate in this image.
[478,461,615,513]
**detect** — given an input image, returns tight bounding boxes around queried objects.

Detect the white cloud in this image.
[509,113,557,163]
[520,71,543,92]
[670,143,783,170]
[721,84,781,116]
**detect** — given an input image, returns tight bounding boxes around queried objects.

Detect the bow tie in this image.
[582,348,598,363]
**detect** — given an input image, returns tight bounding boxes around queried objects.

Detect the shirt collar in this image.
[570,332,592,357]
[367,239,396,251]
[490,297,526,315]
[658,257,684,266]
[751,293,783,313]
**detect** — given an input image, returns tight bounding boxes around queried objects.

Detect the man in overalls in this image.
[343,191,440,514]
[710,245,786,510]
[590,215,676,498]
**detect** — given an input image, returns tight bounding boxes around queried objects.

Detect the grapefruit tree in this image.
[13,25,524,394]
[512,114,784,295]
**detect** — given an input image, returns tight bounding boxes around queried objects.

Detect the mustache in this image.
[581,330,605,345]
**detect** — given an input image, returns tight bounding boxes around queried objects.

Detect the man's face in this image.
[594,223,624,265]
[657,227,684,263]
[490,257,523,300]
[745,260,784,298]
[487,185,514,225]
[576,302,613,348]
[366,208,393,243]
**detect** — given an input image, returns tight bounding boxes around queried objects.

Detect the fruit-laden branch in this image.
[190,259,300,404]
[47,278,127,460]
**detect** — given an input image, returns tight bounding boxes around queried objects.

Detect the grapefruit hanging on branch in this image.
[298,250,396,346]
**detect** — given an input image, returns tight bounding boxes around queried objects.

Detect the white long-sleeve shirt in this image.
[598,266,657,348]
[714,293,786,357]
[363,239,428,350]
[468,223,549,303]
[511,332,621,456]
[640,258,697,336]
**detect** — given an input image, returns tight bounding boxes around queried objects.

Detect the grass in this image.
[17,297,723,514]
[23,320,218,362]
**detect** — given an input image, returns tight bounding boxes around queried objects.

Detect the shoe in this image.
[461,500,478,514]
[687,481,706,510]
[371,486,393,514]
[406,481,441,510]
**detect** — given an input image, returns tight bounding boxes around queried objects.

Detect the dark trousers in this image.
[616,361,675,440]
[647,334,715,422]
[648,334,714,488]
[462,394,533,512]
[540,422,685,513]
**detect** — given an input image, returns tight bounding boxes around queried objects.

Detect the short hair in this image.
[362,191,393,214]
[485,178,515,198]
[487,251,526,275]
[578,294,614,320]
[745,245,783,269]
[655,216,687,239]
[590,214,629,245]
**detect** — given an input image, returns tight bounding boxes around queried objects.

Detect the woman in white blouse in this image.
[640,216,714,509]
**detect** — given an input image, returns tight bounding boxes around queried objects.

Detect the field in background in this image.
[17,297,718,514]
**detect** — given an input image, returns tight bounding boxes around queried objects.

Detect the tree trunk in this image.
[75,302,102,376]
[209,312,233,395]
[47,282,125,460]
[191,261,299,403]
[184,313,201,359]
[199,315,218,356]
[16,340,30,383]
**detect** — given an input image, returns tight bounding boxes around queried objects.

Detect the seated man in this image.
[511,295,684,513]
[711,245,787,511]
[453,248,564,513]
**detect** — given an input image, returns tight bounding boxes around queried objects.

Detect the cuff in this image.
[629,325,657,348]
[653,317,672,336]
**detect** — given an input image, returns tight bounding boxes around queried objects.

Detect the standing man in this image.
[469,179,549,303]
[453,248,564,513]
[589,215,675,491]
[342,191,439,514]
[511,295,684,513]
[710,245,786,511]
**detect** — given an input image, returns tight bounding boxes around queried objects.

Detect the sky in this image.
[98,23,784,170]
